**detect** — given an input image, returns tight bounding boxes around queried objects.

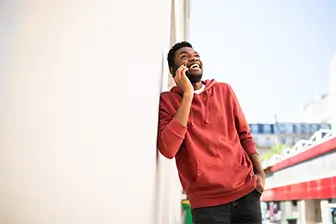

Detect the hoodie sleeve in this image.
[228,85,258,155]
[157,95,188,159]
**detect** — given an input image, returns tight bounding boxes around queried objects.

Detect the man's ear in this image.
[169,67,173,74]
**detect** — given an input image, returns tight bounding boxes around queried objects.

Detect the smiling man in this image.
[157,41,265,224]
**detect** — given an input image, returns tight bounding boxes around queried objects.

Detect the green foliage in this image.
[260,143,291,162]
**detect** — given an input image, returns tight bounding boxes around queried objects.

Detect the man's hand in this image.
[174,65,193,96]
[255,172,266,194]
[247,153,266,194]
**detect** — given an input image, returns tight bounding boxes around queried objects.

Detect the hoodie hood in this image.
[170,79,217,125]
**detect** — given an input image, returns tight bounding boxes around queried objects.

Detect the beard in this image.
[186,72,203,84]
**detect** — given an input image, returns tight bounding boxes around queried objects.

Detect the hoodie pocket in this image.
[190,144,253,197]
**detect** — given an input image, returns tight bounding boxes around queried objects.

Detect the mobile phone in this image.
[171,65,189,77]
[171,65,179,77]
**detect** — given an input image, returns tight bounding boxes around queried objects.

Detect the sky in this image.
[189,0,336,123]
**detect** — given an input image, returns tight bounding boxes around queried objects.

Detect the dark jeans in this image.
[191,189,262,224]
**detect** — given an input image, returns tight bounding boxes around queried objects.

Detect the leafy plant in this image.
[260,143,290,162]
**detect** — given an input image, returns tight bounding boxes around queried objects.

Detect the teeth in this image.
[190,64,199,69]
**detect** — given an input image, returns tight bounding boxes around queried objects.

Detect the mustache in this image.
[186,73,202,84]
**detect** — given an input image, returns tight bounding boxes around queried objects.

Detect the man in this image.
[157,41,265,224]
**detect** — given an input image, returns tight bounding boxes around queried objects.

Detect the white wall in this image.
[0,0,188,223]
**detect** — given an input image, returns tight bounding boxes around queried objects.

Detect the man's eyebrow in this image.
[178,51,199,55]
[178,51,188,55]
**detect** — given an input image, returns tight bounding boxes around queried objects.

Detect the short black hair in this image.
[167,41,193,68]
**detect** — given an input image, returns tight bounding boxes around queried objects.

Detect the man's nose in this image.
[189,55,198,62]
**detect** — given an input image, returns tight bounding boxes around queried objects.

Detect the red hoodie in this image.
[157,79,258,209]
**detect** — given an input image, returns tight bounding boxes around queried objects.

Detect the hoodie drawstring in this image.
[204,89,212,124]
[190,109,194,126]
[204,91,210,124]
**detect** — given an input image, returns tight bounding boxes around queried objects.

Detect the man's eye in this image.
[181,55,187,59]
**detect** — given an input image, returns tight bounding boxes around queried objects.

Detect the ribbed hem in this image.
[167,118,187,138]
[188,176,257,209]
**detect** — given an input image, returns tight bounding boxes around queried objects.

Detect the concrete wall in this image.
[0,0,189,223]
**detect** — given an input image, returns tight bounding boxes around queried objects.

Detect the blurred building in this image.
[0,0,189,224]
[296,94,331,123]
[262,135,336,224]
[250,123,331,155]
[251,52,336,156]
[260,54,336,224]
[294,54,336,130]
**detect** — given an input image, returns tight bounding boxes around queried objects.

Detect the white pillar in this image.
[298,200,307,224]
[298,200,317,224]
[280,201,293,223]
[320,200,332,224]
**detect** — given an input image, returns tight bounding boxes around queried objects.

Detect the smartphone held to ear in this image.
[172,65,189,77]
[171,65,179,77]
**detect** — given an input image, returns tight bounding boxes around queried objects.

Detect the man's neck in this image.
[193,82,203,91]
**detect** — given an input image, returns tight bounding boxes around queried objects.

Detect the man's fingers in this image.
[177,65,188,76]
[174,66,183,81]
[255,175,264,194]
[176,65,185,75]
[174,71,181,81]
[256,186,263,194]
[183,67,189,76]
[174,65,188,83]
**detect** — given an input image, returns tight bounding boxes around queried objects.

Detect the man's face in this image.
[173,47,203,83]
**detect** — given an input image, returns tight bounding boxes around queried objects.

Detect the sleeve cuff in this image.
[167,118,188,138]
[245,146,258,155]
